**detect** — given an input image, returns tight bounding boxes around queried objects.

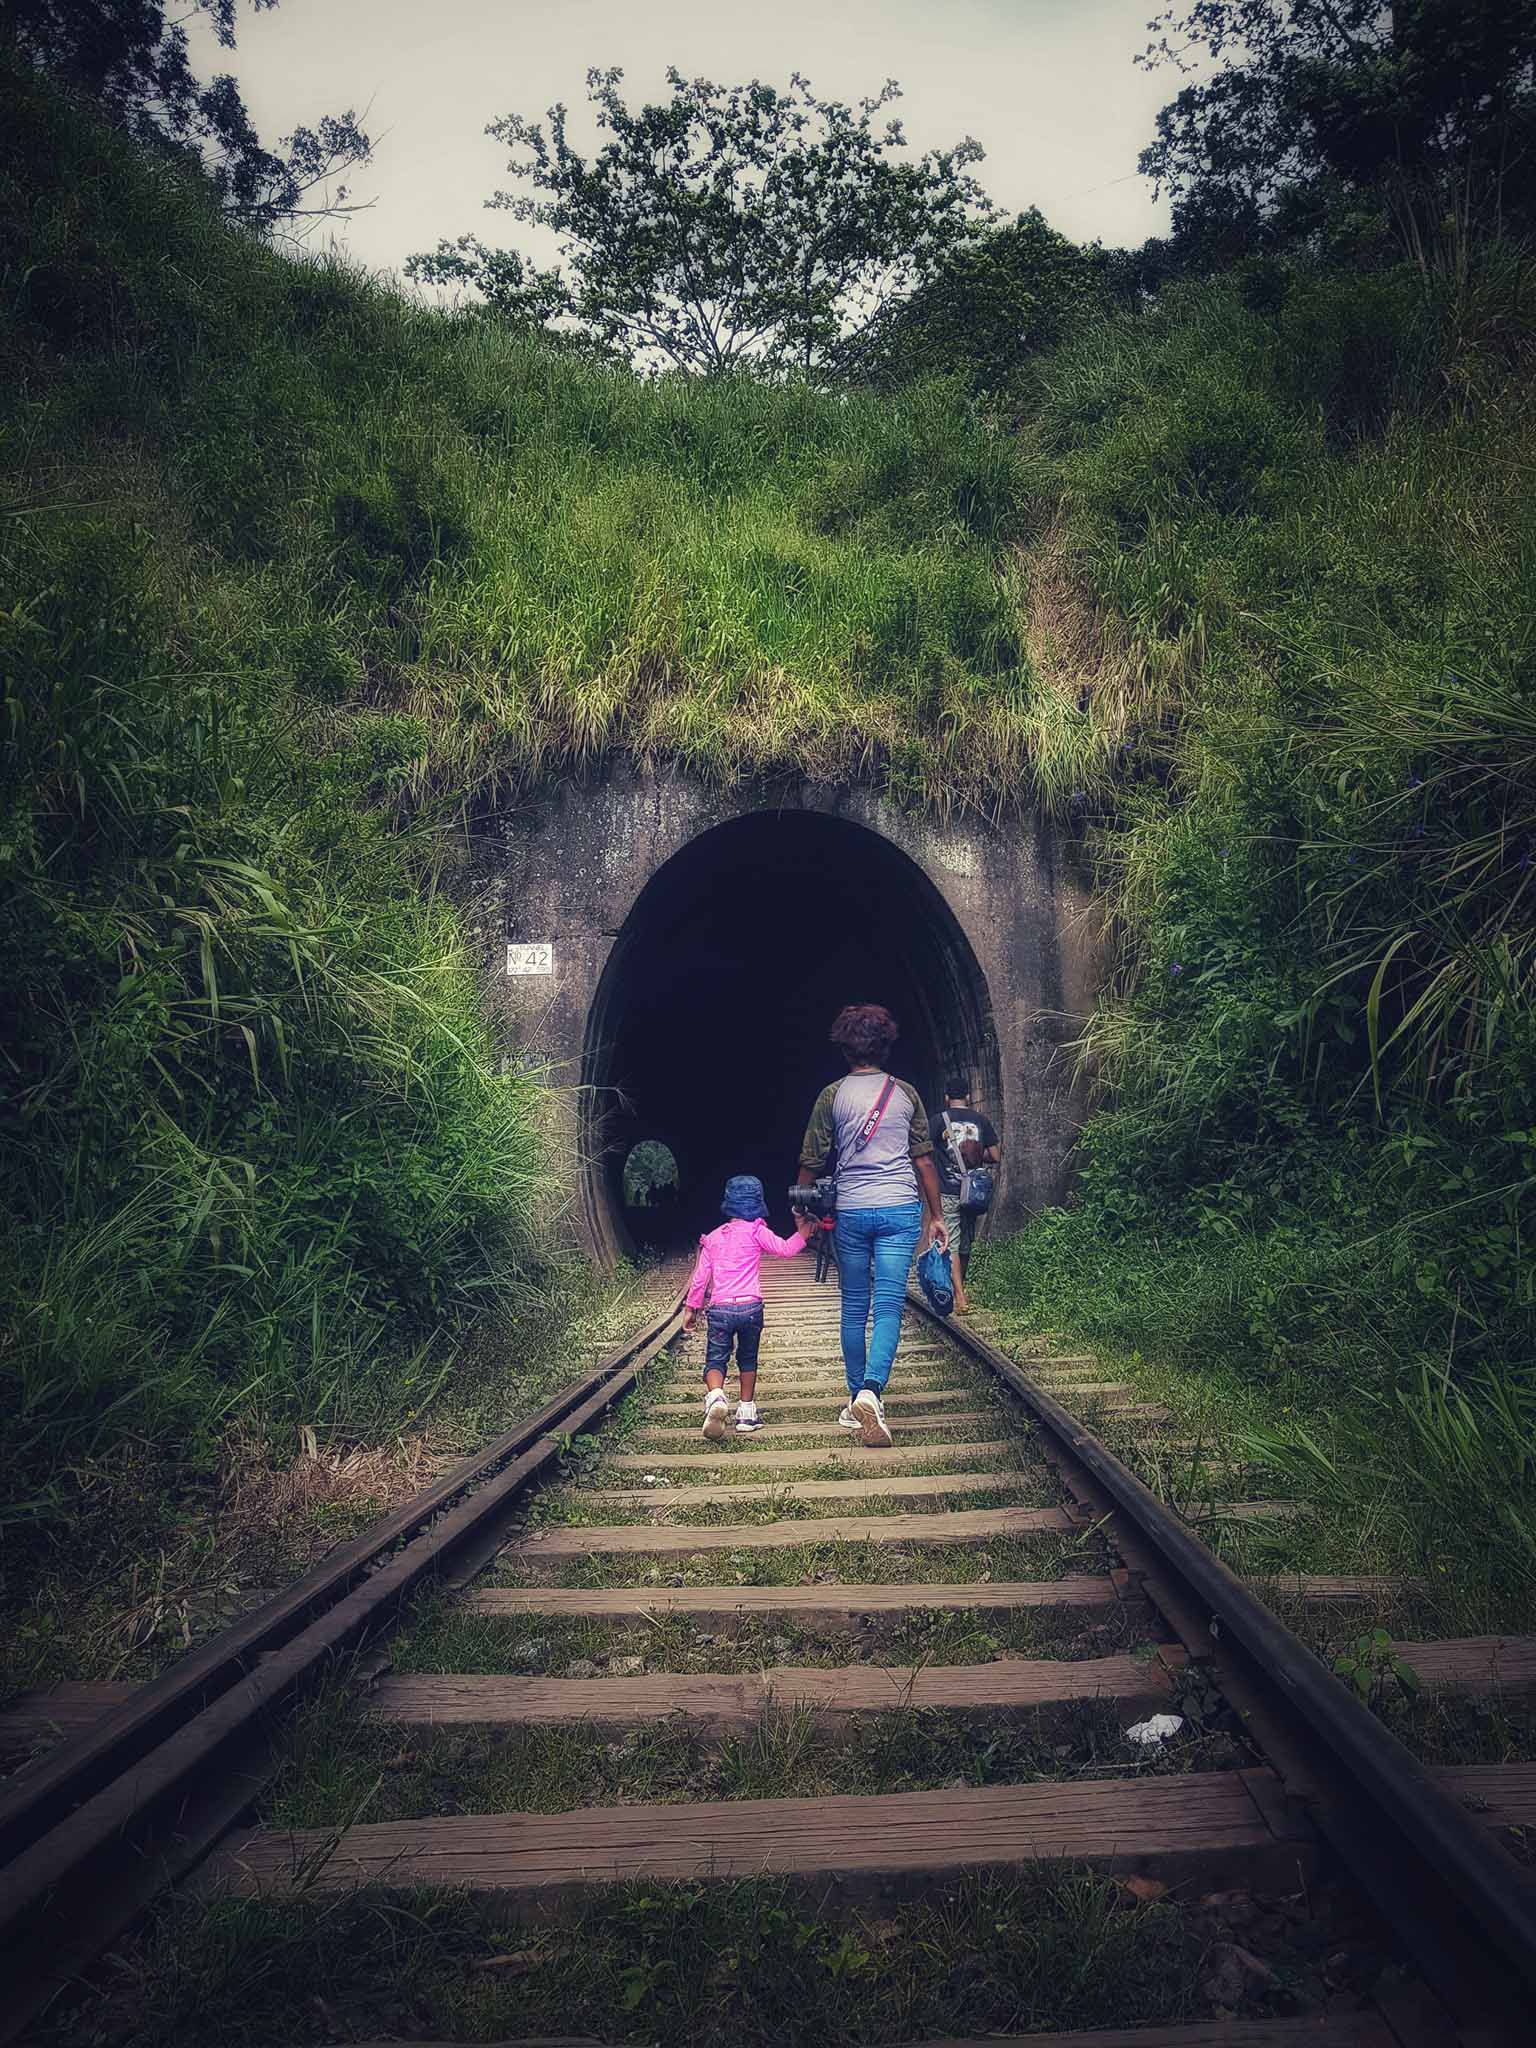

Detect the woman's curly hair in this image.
[829,1002,898,1067]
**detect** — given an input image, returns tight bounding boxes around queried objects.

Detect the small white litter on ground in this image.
[1124,1713,1185,1746]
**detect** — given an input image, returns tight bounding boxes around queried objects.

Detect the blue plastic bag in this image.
[916,1241,955,1317]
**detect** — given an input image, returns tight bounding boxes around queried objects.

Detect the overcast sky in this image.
[191,0,1178,282]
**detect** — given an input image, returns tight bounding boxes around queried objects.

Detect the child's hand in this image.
[681,1307,697,1333]
[795,1213,815,1239]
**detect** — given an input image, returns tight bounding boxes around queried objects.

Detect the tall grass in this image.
[0,504,547,1542]
[2,61,1061,820]
[982,258,1536,1600]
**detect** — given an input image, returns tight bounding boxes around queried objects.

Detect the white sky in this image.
[191,0,1177,282]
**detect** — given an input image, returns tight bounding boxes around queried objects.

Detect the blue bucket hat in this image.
[721,1173,769,1222]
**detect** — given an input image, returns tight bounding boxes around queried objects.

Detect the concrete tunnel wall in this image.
[465,765,1103,1264]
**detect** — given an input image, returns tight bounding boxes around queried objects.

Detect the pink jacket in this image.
[685,1216,805,1310]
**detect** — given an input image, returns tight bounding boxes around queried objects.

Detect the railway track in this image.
[4,1259,1536,2046]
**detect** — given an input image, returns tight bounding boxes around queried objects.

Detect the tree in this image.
[1138,1,1536,261]
[843,209,1112,398]
[409,67,995,375]
[5,0,372,233]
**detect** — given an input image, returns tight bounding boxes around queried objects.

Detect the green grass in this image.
[973,248,1536,1623]
[495,1529,1109,1592]
[576,1445,1044,1488]
[263,1691,1251,1831]
[525,1480,1057,1527]
[2,69,1049,822]
[981,1317,1536,1638]
[35,1869,1323,2048]
[389,1598,1142,1677]
[622,1431,1001,1457]
[0,1265,670,1698]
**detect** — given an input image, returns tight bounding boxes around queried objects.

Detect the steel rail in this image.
[913,1294,1536,2035]
[0,1293,684,2043]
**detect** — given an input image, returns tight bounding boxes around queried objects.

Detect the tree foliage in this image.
[1139,0,1536,261]
[844,209,1112,399]
[4,0,371,230]
[409,67,994,375]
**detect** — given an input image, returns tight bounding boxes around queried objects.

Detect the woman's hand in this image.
[913,1155,948,1257]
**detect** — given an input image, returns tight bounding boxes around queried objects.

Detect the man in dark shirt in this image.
[929,1079,1000,1315]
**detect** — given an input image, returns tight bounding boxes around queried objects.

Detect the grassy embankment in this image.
[5,37,1533,1708]
[0,66,1046,1685]
[977,256,1536,1624]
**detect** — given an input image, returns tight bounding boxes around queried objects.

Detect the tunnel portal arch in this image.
[581,810,1001,1260]
[474,763,1102,1264]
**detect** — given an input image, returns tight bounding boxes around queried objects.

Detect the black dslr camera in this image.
[788,1176,837,1218]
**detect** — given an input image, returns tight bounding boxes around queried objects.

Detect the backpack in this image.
[943,1111,995,1216]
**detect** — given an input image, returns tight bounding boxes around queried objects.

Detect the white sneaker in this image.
[735,1401,763,1434]
[837,1405,862,1430]
[701,1389,729,1441]
[852,1389,893,1449]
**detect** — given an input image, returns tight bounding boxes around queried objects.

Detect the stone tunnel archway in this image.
[473,765,1101,1266]
[581,810,1002,1257]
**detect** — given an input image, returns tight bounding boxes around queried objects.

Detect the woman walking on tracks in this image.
[798,1004,948,1449]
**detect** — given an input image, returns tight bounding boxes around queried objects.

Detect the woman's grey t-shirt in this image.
[800,1072,933,1210]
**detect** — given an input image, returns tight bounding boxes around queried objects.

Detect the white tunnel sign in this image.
[506,942,553,977]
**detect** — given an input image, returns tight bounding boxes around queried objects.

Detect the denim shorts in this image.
[703,1301,763,1380]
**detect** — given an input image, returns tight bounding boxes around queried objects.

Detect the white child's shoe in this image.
[734,1400,763,1433]
[701,1388,729,1441]
[852,1388,893,1449]
[837,1404,862,1430]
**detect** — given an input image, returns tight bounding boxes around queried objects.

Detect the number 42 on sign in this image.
[507,942,553,976]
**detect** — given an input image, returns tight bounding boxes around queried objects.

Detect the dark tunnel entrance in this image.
[582,811,1001,1257]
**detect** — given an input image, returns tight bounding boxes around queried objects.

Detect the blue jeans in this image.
[833,1202,923,1398]
[703,1302,763,1381]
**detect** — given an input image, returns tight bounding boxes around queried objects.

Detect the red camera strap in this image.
[852,1073,897,1153]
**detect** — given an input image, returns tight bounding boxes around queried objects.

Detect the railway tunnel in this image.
[477,765,1101,1264]
[583,811,1000,1250]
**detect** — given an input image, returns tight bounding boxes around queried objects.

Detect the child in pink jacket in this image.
[681,1174,811,1438]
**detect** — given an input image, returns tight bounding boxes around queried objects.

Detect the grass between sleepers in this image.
[388,1596,1144,1678]
[33,1865,1396,2048]
[492,1530,1110,1592]
[263,1687,1252,1831]
[563,1444,1049,1490]
[523,1481,1059,1527]
[621,1421,1001,1442]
